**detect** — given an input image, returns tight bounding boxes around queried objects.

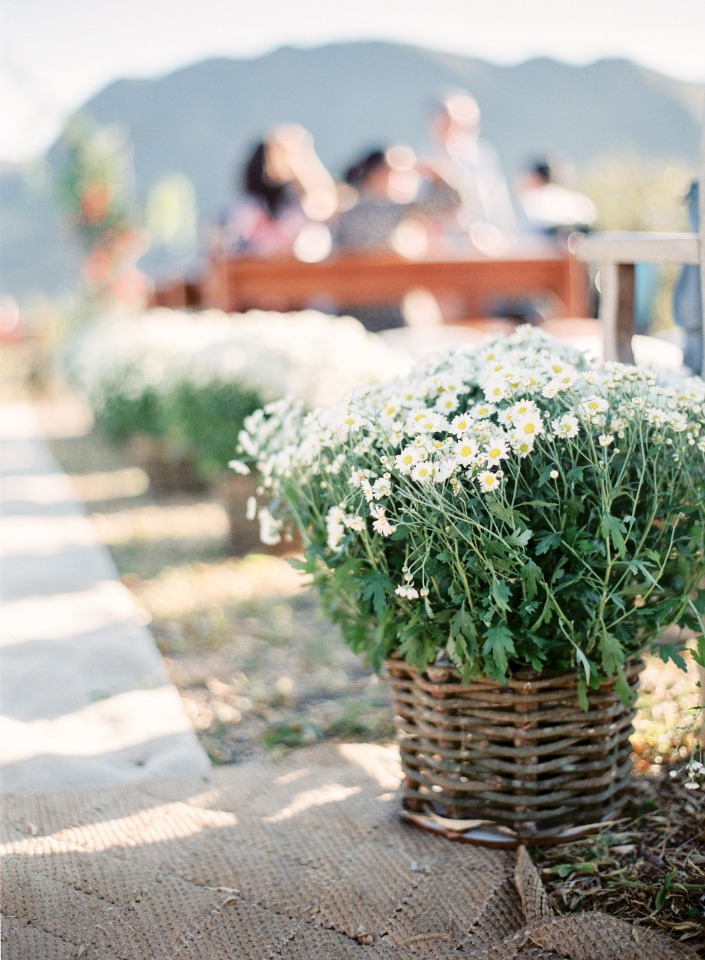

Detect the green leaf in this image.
[490,578,511,613]
[651,642,688,672]
[600,514,628,557]
[532,590,555,630]
[550,861,598,878]
[535,531,561,555]
[576,678,588,711]
[486,500,515,525]
[614,674,635,706]
[520,559,541,601]
[507,527,533,549]
[361,570,392,617]
[694,588,705,616]
[655,871,677,911]
[390,524,409,541]
[600,631,626,677]
[450,606,478,642]
[482,622,516,675]
[573,644,591,684]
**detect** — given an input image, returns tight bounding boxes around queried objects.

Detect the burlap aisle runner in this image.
[1,744,698,959]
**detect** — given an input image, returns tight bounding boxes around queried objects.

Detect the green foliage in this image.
[238,327,705,690]
[94,374,166,442]
[160,378,263,481]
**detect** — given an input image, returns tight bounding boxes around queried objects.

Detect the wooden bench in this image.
[194,246,590,321]
[147,277,202,310]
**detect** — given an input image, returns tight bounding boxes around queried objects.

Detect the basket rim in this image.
[382,655,644,691]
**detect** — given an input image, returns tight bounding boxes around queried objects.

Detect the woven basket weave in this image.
[214,473,303,556]
[127,434,205,494]
[383,656,643,847]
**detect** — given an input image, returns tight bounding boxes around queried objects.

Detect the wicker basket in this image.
[383,657,643,847]
[214,473,303,557]
[127,434,205,494]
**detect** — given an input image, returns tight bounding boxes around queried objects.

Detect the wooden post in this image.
[598,261,635,364]
[698,106,705,378]
[615,263,636,364]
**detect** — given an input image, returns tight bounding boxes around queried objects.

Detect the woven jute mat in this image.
[1,743,698,960]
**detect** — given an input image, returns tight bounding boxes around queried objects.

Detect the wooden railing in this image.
[573,124,704,377]
[152,244,591,322]
[573,231,702,375]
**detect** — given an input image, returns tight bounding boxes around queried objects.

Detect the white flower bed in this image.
[63,307,410,479]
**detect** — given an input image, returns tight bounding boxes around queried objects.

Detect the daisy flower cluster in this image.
[236,325,705,698]
[63,306,408,478]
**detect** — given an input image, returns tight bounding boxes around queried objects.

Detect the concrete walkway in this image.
[0,402,210,794]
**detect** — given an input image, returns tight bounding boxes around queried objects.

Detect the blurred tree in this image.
[57,113,148,316]
[145,174,198,257]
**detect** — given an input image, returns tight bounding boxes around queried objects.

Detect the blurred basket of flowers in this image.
[63,307,409,548]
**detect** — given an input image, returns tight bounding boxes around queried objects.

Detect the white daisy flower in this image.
[580,395,609,417]
[509,431,535,458]
[433,457,457,482]
[513,412,544,439]
[344,516,366,532]
[472,403,496,420]
[477,470,502,493]
[484,436,509,466]
[325,505,346,551]
[394,446,421,473]
[455,438,479,465]
[341,412,363,432]
[450,412,474,435]
[435,394,459,415]
[483,375,511,403]
[412,461,434,483]
[508,399,540,423]
[552,414,580,439]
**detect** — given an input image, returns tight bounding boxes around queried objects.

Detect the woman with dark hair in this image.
[242,141,291,217]
[217,124,337,258]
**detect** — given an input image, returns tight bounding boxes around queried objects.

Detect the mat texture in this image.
[1,743,699,959]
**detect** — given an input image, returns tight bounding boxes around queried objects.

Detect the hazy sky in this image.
[3,0,705,163]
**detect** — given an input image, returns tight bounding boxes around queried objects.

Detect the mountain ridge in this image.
[2,39,703,300]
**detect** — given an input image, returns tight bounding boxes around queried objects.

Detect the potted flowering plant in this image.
[64,306,408,519]
[62,310,211,492]
[235,326,705,844]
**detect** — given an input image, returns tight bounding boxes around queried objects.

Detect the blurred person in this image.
[330,145,461,332]
[673,180,702,374]
[215,124,337,259]
[421,90,518,254]
[515,157,597,238]
[332,144,459,253]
